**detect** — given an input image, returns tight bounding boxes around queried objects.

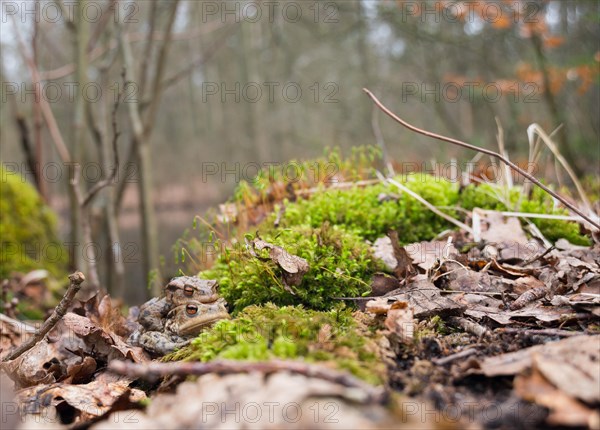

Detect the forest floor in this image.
[1,173,599,430]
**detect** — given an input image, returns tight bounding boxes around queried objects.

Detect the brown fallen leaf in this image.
[514,368,598,427]
[477,211,541,262]
[384,301,415,343]
[479,335,600,404]
[251,236,310,289]
[365,298,395,315]
[369,273,401,297]
[2,340,60,387]
[388,230,417,280]
[532,338,600,404]
[62,312,148,363]
[65,355,97,384]
[16,379,146,424]
[405,239,458,272]
[384,277,464,319]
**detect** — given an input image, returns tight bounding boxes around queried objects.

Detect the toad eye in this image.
[185,304,198,316]
[183,285,195,297]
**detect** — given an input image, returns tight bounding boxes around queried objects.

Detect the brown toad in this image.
[129,277,229,355]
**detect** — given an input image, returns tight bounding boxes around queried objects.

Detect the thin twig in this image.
[378,173,475,235]
[371,97,394,176]
[108,359,385,402]
[433,348,477,365]
[495,327,581,337]
[494,117,512,189]
[11,16,71,164]
[520,246,555,266]
[362,89,599,231]
[527,124,594,216]
[2,272,85,362]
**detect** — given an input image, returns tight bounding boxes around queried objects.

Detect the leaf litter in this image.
[1,209,599,429]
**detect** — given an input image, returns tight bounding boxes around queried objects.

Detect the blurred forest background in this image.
[1,0,598,303]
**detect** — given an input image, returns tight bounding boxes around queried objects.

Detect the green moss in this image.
[195,170,591,312]
[200,223,381,311]
[277,174,460,243]
[0,166,67,279]
[166,304,385,385]
[520,187,590,245]
[459,182,520,211]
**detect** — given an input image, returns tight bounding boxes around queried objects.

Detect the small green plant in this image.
[231,146,383,207]
[166,303,385,385]
[200,223,381,311]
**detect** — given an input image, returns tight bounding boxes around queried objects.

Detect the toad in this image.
[129,277,229,355]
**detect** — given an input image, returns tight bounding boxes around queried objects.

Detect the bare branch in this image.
[82,84,122,207]
[87,0,117,52]
[53,0,75,32]
[138,1,158,97]
[142,0,181,135]
[11,17,71,163]
[40,22,228,80]
[363,88,599,231]
[158,25,239,92]
[108,359,384,402]
[2,272,85,362]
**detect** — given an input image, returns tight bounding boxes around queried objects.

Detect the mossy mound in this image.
[0,166,67,279]
[166,303,386,385]
[201,223,382,311]
[186,147,591,315]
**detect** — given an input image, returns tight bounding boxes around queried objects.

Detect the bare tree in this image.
[118,0,180,296]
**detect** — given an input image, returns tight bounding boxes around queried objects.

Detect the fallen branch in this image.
[495,327,580,337]
[2,272,85,362]
[108,359,385,402]
[519,246,555,266]
[447,316,489,339]
[363,89,599,231]
[433,347,477,365]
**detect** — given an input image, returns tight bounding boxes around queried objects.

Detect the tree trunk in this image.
[70,0,90,284]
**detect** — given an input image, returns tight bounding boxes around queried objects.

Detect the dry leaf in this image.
[384,302,414,342]
[514,368,597,427]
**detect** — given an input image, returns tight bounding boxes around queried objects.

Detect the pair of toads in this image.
[129,276,230,356]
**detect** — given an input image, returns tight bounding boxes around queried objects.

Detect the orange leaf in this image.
[543,36,565,49]
[491,15,511,29]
